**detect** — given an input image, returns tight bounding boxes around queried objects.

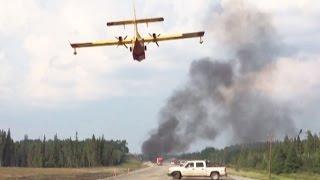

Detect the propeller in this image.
[148,33,161,47]
[115,36,128,49]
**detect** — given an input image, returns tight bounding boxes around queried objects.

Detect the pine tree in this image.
[52,134,59,167]
[0,130,7,166]
[296,136,303,156]
[272,146,286,174]
[313,134,319,152]
[305,130,315,157]
[2,129,14,166]
[41,135,46,167]
[284,145,301,173]
[313,150,320,173]
[20,135,28,167]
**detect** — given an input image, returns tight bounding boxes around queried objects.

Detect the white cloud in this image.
[245,0,319,13]
[0,51,13,97]
[255,57,320,103]
[0,1,41,35]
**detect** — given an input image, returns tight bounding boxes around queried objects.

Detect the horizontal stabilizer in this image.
[107,17,164,26]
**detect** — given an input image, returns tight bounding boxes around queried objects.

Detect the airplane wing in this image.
[107,17,164,26]
[70,38,132,49]
[143,32,205,44]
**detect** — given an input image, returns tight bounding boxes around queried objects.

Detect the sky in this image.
[0,0,320,153]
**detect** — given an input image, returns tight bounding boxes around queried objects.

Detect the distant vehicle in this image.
[70,1,204,61]
[156,156,164,166]
[167,160,227,180]
[170,158,180,165]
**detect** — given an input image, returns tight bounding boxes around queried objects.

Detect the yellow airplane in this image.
[70,3,205,62]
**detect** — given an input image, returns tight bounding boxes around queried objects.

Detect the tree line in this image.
[0,129,129,167]
[179,130,320,174]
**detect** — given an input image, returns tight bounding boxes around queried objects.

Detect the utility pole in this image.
[268,133,273,180]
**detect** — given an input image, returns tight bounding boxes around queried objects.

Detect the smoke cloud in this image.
[142,2,296,156]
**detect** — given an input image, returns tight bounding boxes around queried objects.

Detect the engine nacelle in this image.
[116,35,127,41]
[148,33,160,47]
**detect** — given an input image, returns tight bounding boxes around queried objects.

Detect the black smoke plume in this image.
[142,2,296,156]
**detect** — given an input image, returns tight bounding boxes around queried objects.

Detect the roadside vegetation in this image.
[179,130,320,178]
[0,129,129,167]
[0,129,147,179]
[0,157,145,179]
[228,168,320,180]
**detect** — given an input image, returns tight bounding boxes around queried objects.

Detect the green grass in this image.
[0,158,146,180]
[120,158,147,170]
[228,168,320,180]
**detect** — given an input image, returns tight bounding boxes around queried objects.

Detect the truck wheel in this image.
[172,172,181,179]
[211,172,220,180]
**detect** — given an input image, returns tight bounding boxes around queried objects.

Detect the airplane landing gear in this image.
[73,49,77,55]
[200,37,203,44]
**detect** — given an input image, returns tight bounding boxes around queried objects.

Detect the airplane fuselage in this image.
[131,15,146,61]
[132,38,146,61]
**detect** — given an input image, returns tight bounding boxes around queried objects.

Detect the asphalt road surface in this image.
[104,165,253,180]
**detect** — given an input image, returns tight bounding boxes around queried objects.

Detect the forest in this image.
[0,129,129,167]
[180,130,320,174]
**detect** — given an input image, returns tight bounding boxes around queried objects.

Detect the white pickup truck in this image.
[168,160,227,180]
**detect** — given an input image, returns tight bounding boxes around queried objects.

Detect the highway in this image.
[104,164,254,180]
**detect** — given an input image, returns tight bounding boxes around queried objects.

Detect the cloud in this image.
[255,57,320,102]
[0,1,41,35]
[0,51,13,97]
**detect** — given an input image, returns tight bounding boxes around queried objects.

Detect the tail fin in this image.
[132,0,138,34]
[132,0,137,22]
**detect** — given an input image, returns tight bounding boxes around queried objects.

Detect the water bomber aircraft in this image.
[70,3,205,61]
